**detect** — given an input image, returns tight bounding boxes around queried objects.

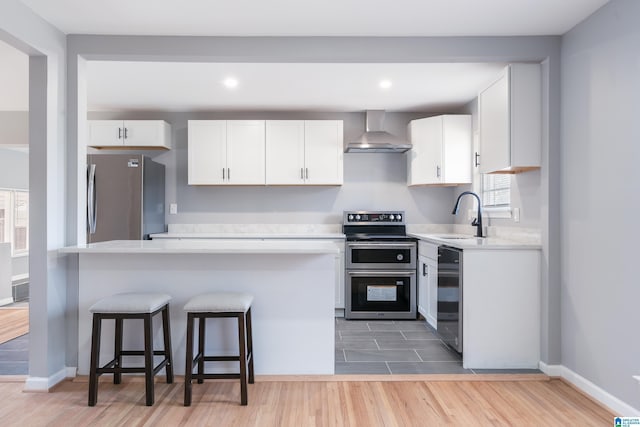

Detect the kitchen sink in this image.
[432,234,480,240]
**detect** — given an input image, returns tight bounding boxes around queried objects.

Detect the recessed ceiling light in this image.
[379,80,392,89]
[223,77,239,89]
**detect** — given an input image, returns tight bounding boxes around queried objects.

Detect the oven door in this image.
[345,270,417,320]
[346,242,416,270]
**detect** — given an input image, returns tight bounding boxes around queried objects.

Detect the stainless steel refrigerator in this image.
[87,154,166,243]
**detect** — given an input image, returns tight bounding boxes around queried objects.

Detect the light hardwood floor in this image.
[0,376,613,426]
[0,307,29,345]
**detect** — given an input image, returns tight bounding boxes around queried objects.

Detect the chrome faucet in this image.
[452,191,484,238]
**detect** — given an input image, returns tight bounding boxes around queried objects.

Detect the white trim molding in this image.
[24,366,76,391]
[539,362,640,416]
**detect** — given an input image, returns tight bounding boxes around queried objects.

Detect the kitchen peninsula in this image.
[61,239,340,376]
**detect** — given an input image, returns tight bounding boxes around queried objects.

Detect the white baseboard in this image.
[0,297,14,306]
[539,362,640,416]
[24,366,76,391]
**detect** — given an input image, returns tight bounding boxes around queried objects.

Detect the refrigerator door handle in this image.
[87,164,97,234]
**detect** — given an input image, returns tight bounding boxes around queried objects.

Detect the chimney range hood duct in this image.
[344,110,412,153]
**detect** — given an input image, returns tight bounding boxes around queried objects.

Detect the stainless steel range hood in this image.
[344,110,412,153]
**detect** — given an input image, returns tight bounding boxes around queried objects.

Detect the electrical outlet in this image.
[169,203,177,215]
[513,208,520,223]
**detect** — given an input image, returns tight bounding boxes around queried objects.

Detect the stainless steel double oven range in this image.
[344,211,417,320]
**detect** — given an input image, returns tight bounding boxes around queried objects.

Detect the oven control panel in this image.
[343,211,405,224]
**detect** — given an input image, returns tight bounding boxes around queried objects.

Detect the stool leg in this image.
[114,317,123,385]
[161,305,174,384]
[246,308,254,384]
[88,314,102,406]
[197,316,205,384]
[238,313,248,406]
[184,312,195,406]
[143,313,155,406]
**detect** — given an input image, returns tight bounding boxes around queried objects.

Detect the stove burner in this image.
[343,211,409,241]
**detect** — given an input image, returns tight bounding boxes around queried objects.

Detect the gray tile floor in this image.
[0,333,29,375]
[335,318,541,375]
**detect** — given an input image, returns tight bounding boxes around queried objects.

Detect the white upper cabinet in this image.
[265,121,306,184]
[188,120,266,185]
[407,115,472,186]
[266,120,343,185]
[88,120,172,149]
[188,120,227,185]
[478,63,541,174]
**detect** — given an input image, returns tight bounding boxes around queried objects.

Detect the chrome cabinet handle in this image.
[124,127,128,139]
[475,152,480,167]
[227,168,230,180]
[305,168,309,180]
[222,168,225,180]
[87,164,97,234]
[423,263,427,276]
[436,165,441,178]
[118,128,122,139]
[301,168,304,180]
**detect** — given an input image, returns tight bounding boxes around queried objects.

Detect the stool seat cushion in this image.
[89,292,172,314]
[184,292,253,313]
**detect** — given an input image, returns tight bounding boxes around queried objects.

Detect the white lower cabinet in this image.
[418,241,438,329]
[462,249,541,369]
[335,241,345,310]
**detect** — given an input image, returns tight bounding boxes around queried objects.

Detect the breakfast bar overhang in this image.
[61,239,339,376]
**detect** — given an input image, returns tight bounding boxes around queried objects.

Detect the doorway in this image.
[0,38,30,375]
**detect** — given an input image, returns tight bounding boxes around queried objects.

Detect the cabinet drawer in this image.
[418,241,438,260]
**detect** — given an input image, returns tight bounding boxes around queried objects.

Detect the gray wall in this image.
[0,111,28,146]
[69,35,561,373]
[561,0,640,410]
[0,147,28,190]
[88,111,456,225]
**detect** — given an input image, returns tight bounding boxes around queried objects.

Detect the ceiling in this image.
[21,0,609,37]
[86,61,507,112]
[10,1,611,113]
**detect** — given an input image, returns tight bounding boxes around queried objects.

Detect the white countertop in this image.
[151,232,346,240]
[60,239,341,254]
[408,233,541,250]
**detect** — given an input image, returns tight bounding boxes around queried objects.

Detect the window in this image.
[0,189,29,255]
[482,175,511,208]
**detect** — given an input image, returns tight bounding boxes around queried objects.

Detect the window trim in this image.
[0,188,29,256]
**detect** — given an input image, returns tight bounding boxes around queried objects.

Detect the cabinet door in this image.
[227,120,266,185]
[418,255,429,318]
[188,120,227,185]
[303,121,343,185]
[265,120,305,185]
[88,120,124,147]
[442,115,472,184]
[122,120,169,148]
[479,70,510,174]
[426,257,438,329]
[407,117,443,185]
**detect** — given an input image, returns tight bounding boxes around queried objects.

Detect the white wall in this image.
[561,0,640,411]
[0,147,28,190]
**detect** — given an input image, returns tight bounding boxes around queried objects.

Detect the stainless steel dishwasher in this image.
[437,246,462,353]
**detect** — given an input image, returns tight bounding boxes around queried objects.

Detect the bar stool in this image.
[88,292,174,407]
[183,292,254,406]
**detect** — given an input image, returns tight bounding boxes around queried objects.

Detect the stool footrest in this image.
[119,350,170,357]
[191,373,241,380]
